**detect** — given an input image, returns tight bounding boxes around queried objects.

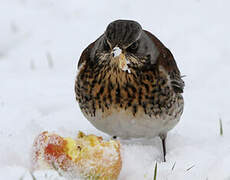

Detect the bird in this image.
[75,20,184,162]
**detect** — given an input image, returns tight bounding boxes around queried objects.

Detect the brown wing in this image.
[77,41,95,69]
[144,30,185,93]
[77,34,105,69]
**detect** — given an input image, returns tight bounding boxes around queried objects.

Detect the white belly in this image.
[83,108,180,139]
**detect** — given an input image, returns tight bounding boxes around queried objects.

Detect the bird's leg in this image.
[159,133,167,162]
[162,138,166,162]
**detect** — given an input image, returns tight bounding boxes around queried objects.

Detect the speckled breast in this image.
[75,64,184,138]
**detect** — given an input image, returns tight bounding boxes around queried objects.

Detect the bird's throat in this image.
[111,53,131,73]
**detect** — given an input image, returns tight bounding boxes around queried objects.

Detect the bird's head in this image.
[90,20,159,71]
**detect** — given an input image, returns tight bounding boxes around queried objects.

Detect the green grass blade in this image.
[153,162,157,180]
[219,118,223,136]
[171,162,176,171]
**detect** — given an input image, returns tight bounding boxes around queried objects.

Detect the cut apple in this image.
[31,131,122,180]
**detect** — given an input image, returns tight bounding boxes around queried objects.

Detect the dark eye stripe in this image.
[126,41,138,53]
[130,42,138,49]
[103,40,110,51]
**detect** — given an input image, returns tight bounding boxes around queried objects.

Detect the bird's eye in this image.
[126,41,138,53]
[130,42,138,50]
[103,40,110,51]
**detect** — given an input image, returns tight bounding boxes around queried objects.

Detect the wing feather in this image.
[144,30,185,93]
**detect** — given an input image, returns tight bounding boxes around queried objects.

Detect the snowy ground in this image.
[1,0,230,179]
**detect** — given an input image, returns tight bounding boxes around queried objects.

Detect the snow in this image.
[0,0,230,179]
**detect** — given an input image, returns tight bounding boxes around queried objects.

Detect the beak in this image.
[112,47,130,73]
[112,47,122,57]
